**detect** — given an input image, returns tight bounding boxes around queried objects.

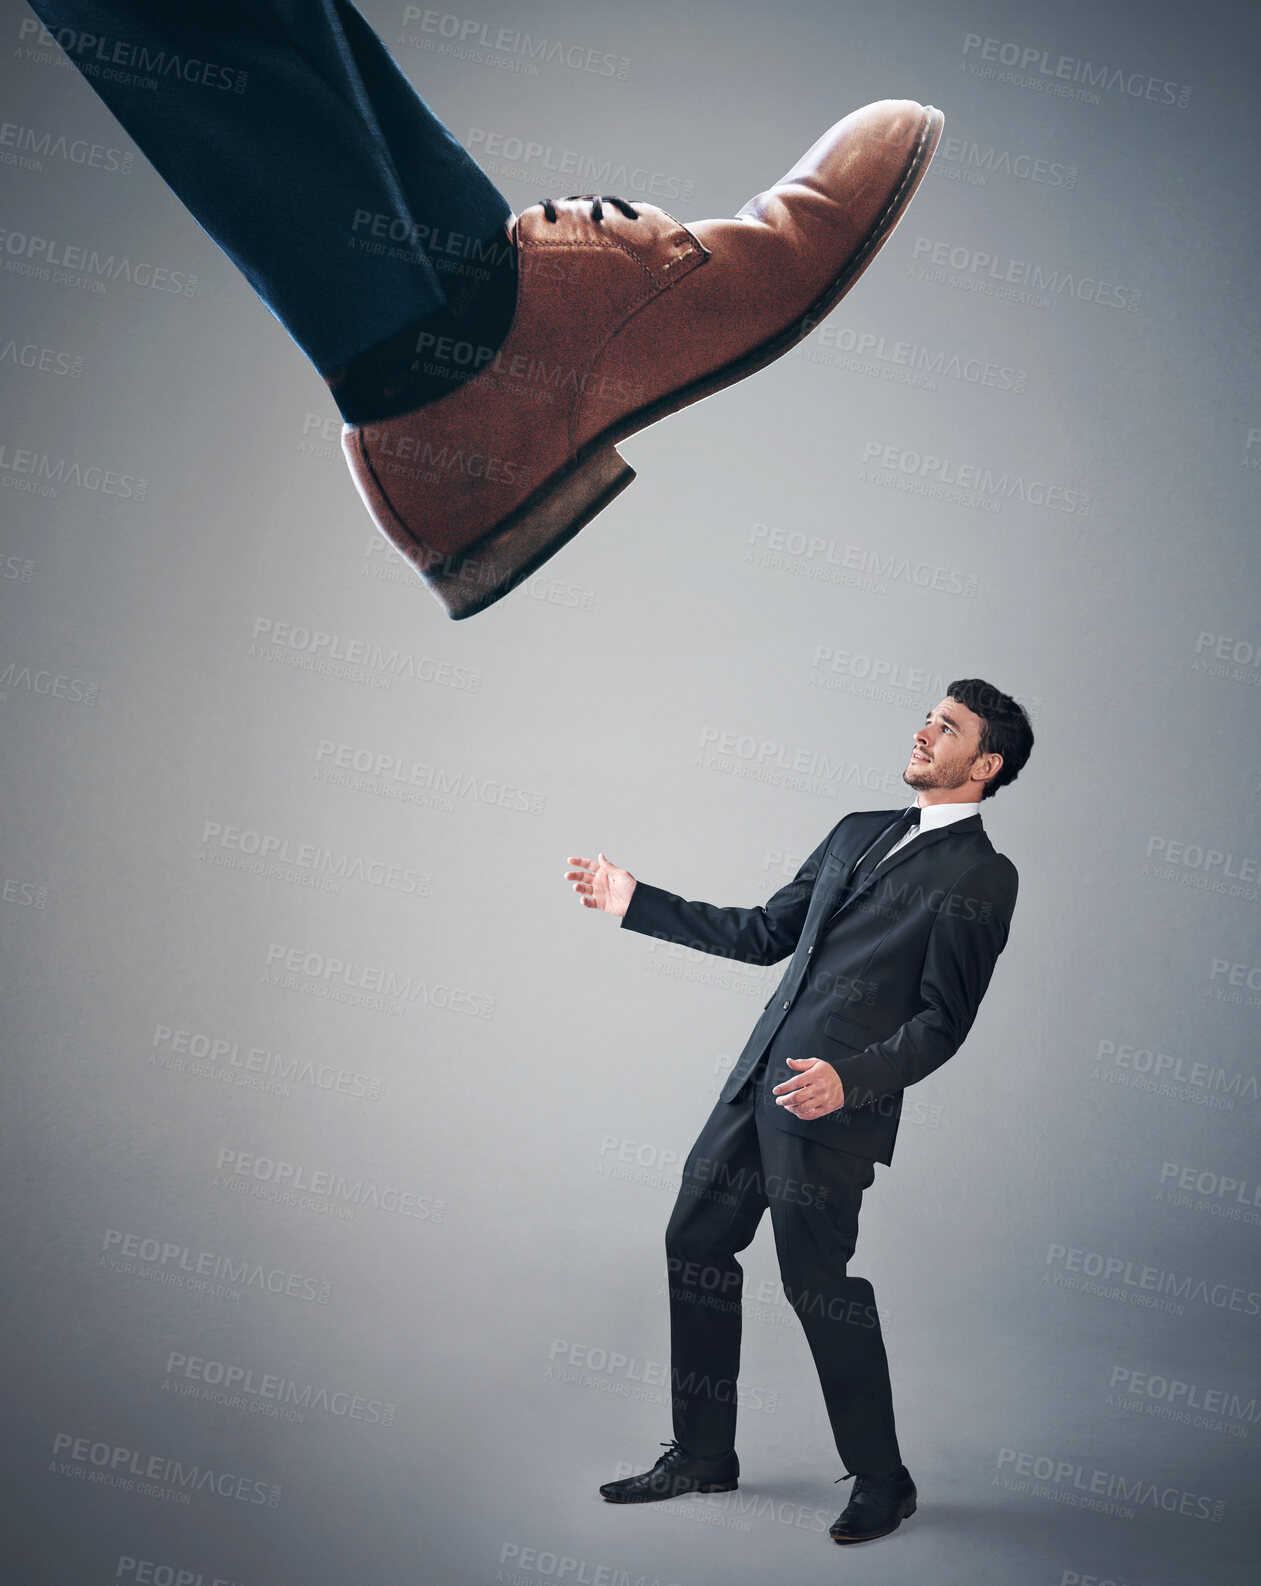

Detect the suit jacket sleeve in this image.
[619,826,839,966]
[831,855,1019,1108]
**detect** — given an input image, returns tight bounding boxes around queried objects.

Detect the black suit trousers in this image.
[24,0,511,371]
[665,1067,901,1475]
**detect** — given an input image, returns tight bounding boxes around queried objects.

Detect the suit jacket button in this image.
[782,1001,790,1010]
[807,945,813,953]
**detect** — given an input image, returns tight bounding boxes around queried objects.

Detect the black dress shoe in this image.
[829,1464,917,1543]
[599,1440,739,1503]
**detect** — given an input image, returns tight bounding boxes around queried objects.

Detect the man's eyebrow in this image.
[928,708,963,731]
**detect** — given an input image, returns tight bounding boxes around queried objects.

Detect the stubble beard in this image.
[903,754,975,793]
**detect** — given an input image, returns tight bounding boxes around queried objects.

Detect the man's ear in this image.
[973,752,1003,791]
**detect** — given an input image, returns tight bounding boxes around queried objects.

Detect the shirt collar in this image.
[913,800,981,834]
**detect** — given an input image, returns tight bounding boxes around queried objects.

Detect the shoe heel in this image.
[425,445,635,619]
[904,1498,917,1517]
[697,1480,739,1493]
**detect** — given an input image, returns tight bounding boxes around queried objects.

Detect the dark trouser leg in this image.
[755,1109,901,1476]
[23,0,512,375]
[664,1092,768,1460]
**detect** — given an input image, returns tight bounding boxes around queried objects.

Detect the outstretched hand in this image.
[565,853,636,917]
[772,1057,845,1119]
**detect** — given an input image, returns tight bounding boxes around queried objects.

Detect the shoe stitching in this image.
[839,109,936,281]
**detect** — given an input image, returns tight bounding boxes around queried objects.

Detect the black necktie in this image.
[846,807,921,895]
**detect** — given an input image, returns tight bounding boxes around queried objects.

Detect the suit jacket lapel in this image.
[813,813,897,913]
[824,813,984,924]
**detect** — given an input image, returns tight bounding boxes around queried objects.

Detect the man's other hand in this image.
[773,1057,845,1119]
[566,853,636,917]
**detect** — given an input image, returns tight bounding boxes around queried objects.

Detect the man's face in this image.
[904,697,988,796]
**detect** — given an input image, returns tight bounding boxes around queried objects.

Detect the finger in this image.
[772,1075,810,1095]
[567,857,593,869]
[564,868,592,880]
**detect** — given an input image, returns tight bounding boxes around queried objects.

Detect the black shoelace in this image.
[541,194,640,224]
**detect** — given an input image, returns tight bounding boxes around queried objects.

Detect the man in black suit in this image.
[565,678,1033,1545]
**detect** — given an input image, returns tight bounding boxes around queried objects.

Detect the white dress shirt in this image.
[883,800,981,864]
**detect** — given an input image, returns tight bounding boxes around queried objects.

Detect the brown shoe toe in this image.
[343,100,943,618]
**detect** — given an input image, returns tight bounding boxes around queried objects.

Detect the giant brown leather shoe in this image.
[343,100,943,618]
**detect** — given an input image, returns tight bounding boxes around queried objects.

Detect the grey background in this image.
[1,0,1258,1582]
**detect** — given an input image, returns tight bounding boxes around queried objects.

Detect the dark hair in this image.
[945,678,1034,800]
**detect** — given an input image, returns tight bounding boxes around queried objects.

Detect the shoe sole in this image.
[425,105,944,618]
[600,1479,739,1504]
[830,1495,917,1544]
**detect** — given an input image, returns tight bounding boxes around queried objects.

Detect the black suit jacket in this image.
[621,809,1018,1164]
